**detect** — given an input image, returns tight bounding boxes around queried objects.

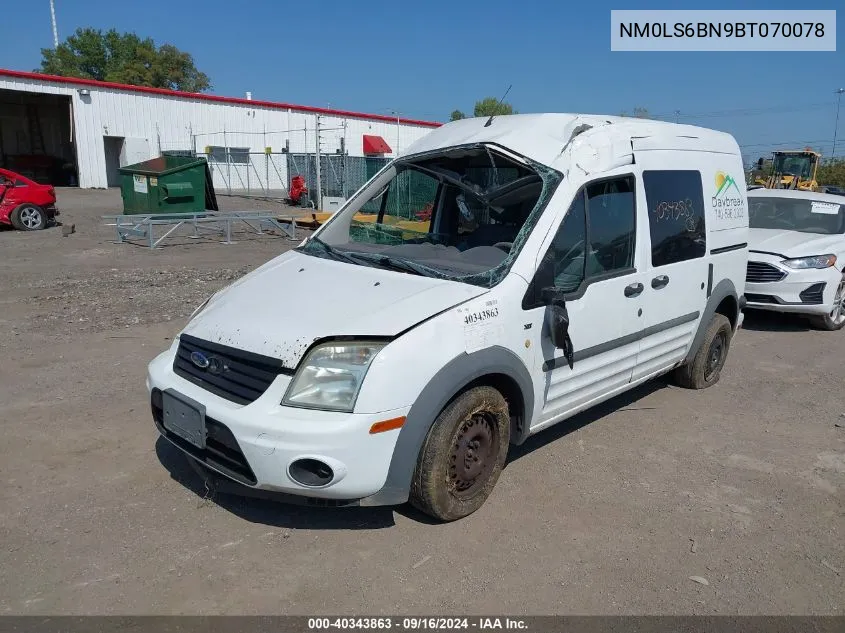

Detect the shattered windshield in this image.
[298,144,561,288]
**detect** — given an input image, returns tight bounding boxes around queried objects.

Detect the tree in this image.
[473,96,515,118]
[619,107,650,119]
[39,27,211,92]
[450,110,466,121]
[817,158,845,188]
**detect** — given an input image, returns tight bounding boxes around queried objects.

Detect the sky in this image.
[1,0,843,161]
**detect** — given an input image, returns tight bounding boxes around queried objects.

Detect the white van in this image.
[147,114,749,521]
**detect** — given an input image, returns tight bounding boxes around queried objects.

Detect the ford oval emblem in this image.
[190,351,210,369]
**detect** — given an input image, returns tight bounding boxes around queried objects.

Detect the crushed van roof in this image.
[403,113,740,168]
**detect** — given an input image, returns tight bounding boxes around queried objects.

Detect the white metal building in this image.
[0,69,440,194]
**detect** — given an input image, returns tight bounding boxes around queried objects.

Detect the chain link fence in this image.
[159,123,433,214]
[195,149,436,219]
[187,146,392,207]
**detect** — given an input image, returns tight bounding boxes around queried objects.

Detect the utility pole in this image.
[49,0,59,48]
[342,119,348,199]
[833,88,845,158]
[395,110,400,158]
[314,114,322,211]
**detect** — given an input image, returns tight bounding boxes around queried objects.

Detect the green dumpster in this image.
[118,155,219,215]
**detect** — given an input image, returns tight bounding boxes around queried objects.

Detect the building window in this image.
[643,170,706,267]
[207,146,250,164]
[228,147,250,164]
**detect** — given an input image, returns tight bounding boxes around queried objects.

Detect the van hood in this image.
[181,250,486,368]
[749,228,844,259]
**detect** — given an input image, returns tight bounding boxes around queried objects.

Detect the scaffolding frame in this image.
[103,211,299,249]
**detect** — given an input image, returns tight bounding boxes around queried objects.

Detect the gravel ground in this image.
[0,188,842,615]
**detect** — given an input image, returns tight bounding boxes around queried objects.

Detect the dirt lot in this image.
[0,188,842,615]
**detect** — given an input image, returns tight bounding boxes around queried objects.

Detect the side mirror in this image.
[541,286,568,307]
[541,287,574,365]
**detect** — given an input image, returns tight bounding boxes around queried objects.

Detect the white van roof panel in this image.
[403,113,740,169]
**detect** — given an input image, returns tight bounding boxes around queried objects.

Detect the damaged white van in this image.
[147,114,748,521]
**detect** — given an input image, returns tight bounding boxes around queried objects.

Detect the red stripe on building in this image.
[0,68,442,128]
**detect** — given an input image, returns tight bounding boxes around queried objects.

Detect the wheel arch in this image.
[683,278,739,365]
[359,345,534,506]
[715,294,739,331]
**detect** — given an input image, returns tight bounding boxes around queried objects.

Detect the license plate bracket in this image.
[162,389,206,449]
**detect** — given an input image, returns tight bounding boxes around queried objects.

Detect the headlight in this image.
[283,341,385,412]
[782,254,837,269]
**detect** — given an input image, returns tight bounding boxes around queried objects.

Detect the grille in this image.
[747,261,787,283]
[173,334,291,405]
[799,283,826,305]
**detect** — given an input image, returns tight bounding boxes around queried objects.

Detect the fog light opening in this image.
[288,458,335,487]
[151,388,164,423]
[799,282,826,305]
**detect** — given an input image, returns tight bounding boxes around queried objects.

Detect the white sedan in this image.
[745,189,845,330]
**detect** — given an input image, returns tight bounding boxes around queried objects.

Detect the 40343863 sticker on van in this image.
[147,113,749,522]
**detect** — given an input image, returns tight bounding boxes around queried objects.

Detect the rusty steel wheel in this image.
[447,412,500,499]
[410,385,510,522]
[672,314,732,389]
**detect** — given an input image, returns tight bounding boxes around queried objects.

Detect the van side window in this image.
[547,191,587,292]
[585,177,636,275]
[522,175,636,309]
[643,170,706,267]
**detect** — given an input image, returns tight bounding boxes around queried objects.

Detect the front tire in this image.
[10,204,47,231]
[672,314,733,389]
[410,386,510,522]
[808,279,845,331]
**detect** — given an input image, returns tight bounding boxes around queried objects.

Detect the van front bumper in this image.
[146,347,409,504]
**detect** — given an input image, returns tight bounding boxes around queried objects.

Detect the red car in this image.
[0,168,59,230]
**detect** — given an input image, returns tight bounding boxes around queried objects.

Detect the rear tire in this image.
[410,386,510,522]
[10,204,46,231]
[808,279,845,331]
[672,314,733,389]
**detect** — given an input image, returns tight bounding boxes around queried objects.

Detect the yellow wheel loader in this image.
[754,150,820,191]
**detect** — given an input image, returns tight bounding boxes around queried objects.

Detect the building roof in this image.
[0,68,442,128]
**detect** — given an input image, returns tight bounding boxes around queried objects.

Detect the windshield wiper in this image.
[345,252,439,277]
[308,237,365,265]
[308,238,435,276]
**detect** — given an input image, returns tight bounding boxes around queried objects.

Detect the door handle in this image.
[624,282,644,298]
[651,275,670,289]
